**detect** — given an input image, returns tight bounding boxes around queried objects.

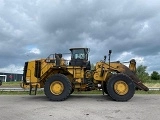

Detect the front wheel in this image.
[103,81,108,94]
[44,74,71,101]
[107,74,135,101]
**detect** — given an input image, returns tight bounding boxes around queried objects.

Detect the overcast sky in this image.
[0,0,160,74]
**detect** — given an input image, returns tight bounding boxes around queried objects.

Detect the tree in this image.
[151,71,160,80]
[136,65,149,82]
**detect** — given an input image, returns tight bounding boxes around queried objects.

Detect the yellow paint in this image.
[75,78,82,83]
[114,81,129,95]
[50,81,64,95]
[25,61,37,83]
[129,59,136,73]
[67,66,85,79]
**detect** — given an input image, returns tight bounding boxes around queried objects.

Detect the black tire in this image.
[70,82,75,94]
[107,73,135,101]
[44,74,71,101]
[103,82,108,94]
[70,88,74,94]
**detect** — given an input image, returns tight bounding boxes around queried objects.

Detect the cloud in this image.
[27,48,41,55]
[0,0,160,74]
[0,64,23,74]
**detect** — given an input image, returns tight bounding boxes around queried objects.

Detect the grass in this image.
[135,90,160,94]
[144,80,160,88]
[0,91,29,95]
[145,79,160,83]
[74,90,101,94]
[2,81,21,87]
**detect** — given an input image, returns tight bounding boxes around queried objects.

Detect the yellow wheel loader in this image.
[21,48,148,101]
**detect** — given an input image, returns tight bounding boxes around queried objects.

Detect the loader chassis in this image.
[21,48,148,101]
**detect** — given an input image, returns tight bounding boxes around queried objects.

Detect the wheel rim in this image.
[114,80,129,95]
[50,81,64,95]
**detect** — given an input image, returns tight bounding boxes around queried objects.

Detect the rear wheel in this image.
[70,88,74,94]
[107,73,135,101]
[103,82,108,94]
[44,74,71,101]
[70,82,75,94]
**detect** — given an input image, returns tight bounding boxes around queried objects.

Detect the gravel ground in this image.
[0,94,160,120]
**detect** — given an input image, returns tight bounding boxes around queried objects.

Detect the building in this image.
[0,72,23,82]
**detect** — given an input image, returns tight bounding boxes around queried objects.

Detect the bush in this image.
[151,71,160,80]
[136,65,150,82]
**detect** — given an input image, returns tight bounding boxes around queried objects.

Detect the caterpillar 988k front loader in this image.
[21,48,148,101]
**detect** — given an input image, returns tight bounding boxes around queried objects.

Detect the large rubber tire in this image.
[70,82,75,94]
[107,73,135,101]
[44,74,71,101]
[70,88,74,94]
[103,82,108,94]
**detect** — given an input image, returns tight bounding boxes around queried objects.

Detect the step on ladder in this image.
[29,84,38,95]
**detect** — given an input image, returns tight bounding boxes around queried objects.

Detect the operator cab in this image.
[69,48,91,70]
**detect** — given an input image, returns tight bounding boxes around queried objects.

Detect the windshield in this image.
[72,49,85,59]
